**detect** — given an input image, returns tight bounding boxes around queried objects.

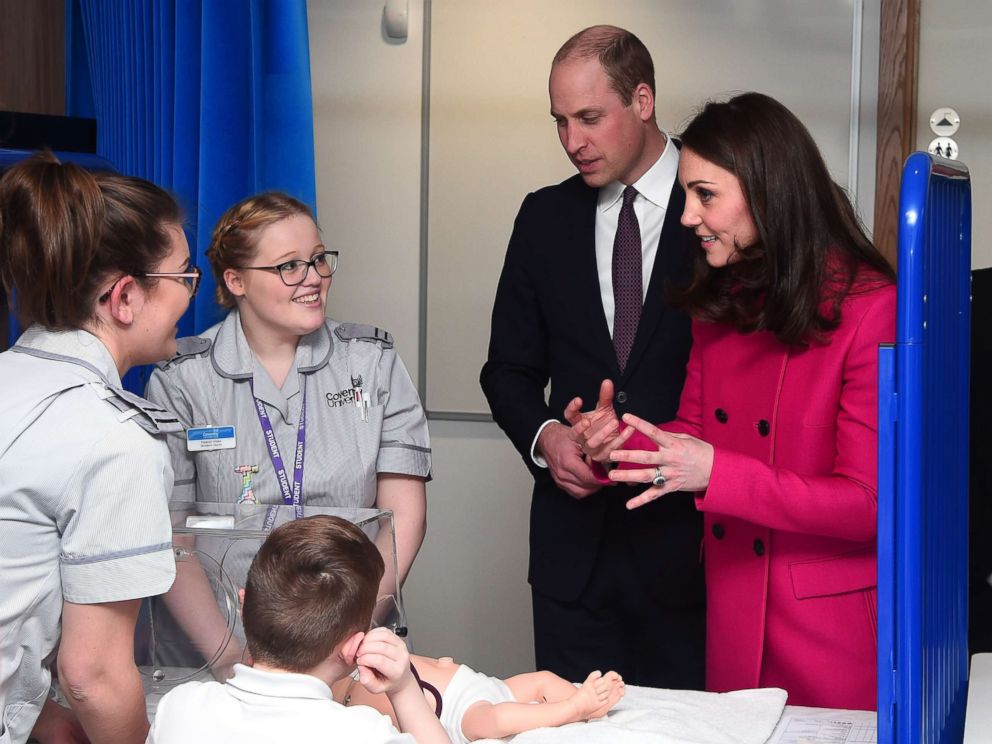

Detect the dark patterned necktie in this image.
[612,185,642,372]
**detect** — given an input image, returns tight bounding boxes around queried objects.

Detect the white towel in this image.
[474,684,788,744]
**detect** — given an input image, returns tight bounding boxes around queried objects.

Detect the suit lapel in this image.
[571,183,621,374]
[619,180,691,383]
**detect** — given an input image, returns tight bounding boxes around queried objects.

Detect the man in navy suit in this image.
[480,25,705,688]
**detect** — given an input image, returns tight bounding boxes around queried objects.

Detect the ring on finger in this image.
[652,467,667,487]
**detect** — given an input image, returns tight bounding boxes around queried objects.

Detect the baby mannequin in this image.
[332,655,625,744]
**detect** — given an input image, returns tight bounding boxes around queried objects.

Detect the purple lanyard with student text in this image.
[250,379,306,528]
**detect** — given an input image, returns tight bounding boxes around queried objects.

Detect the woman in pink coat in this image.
[567,92,895,710]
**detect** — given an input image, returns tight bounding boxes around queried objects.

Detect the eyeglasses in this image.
[97,265,202,303]
[237,250,338,287]
[140,265,202,297]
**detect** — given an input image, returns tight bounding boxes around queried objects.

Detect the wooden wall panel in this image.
[875,0,920,265]
[0,0,65,350]
[0,0,65,116]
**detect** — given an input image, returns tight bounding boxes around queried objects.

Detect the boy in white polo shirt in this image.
[148,515,449,744]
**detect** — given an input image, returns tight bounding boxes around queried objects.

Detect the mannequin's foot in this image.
[570,670,625,721]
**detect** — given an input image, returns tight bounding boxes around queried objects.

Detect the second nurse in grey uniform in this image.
[146,192,430,592]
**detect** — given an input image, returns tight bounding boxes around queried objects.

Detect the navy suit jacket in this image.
[481,172,705,605]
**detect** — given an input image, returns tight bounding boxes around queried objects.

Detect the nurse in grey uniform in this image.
[0,153,198,744]
[146,192,431,599]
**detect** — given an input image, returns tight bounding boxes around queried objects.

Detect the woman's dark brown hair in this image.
[206,192,315,309]
[0,151,182,330]
[675,92,894,346]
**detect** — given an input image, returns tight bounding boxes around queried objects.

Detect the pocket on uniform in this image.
[355,404,386,465]
[790,547,876,599]
[199,446,239,503]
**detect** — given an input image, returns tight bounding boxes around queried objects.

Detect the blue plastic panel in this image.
[877,152,971,744]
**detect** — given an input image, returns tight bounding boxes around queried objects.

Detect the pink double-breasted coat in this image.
[625,279,895,710]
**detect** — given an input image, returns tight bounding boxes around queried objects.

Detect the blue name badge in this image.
[186,425,237,452]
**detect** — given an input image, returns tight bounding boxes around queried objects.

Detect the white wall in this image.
[308,0,424,356]
[308,0,536,677]
[917,0,992,269]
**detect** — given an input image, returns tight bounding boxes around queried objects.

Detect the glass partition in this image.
[135,503,402,717]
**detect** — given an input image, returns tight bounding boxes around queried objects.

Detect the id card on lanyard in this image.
[249,378,307,530]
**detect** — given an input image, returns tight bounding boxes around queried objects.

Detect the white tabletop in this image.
[964,653,992,743]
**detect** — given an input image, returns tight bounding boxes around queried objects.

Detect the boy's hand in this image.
[355,627,415,696]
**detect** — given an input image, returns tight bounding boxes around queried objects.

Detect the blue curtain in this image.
[66,0,317,393]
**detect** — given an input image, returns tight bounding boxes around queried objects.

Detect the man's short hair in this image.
[242,515,385,672]
[553,25,656,106]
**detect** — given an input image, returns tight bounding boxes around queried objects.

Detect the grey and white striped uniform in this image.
[0,327,178,744]
[145,311,431,509]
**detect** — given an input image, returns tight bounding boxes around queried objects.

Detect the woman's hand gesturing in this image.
[607,414,715,510]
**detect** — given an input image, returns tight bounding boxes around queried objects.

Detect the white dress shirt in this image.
[595,135,680,334]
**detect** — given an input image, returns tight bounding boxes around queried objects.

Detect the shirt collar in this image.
[224,664,335,703]
[14,325,123,387]
[598,132,680,212]
[209,310,334,381]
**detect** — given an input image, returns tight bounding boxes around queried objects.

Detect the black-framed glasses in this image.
[140,265,202,297]
[237,250,338,287]
[97,265,202,303]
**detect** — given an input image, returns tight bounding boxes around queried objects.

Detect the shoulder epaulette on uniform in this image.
[157,336,212,369]
[94,384,185,435]
[334,323,394,349]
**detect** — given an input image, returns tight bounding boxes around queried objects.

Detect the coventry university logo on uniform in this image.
[326,387,357,407]
[326,377,364,409]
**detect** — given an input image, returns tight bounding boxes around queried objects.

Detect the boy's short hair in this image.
[242,515,385,672]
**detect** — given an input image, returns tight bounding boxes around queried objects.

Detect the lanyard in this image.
[249,378,306,526]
